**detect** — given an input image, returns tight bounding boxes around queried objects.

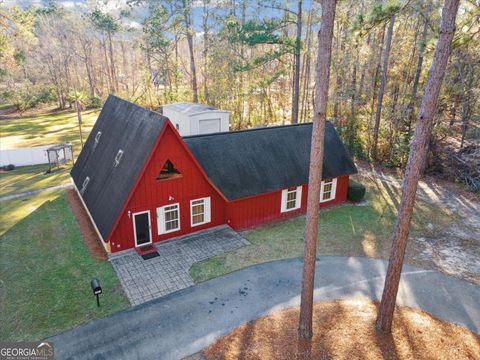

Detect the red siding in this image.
[109,125,225,252]
[226,175,349,230]
[106,121,351,253]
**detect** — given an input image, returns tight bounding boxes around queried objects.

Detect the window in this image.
[320,178,337,202]
[114,149,124,167]
[93,131,102,150]
[80,176,90,195]
[157,160,181,180]
[190,197,211,227]
[157,203,180,234]
[175,123,180,131]
[280,186,302,213]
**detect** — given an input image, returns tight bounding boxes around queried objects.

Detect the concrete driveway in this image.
[50,256,480,360]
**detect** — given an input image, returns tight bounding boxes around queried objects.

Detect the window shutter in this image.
[331,178,337,200]
[295,186,302,209]
[157,207,166,235]
[204,197,211,223]
[280,189,288,213]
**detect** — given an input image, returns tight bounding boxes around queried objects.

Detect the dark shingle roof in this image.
[184,122,357,200]
[71,95,167,240]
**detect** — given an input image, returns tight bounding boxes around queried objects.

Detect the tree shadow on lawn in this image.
[0,194,128,341]
[190,173,457,284]
[202,298,480,360]
[0,110,98,150]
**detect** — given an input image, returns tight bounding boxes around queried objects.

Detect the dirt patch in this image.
[203,298,480,360]
[355,162,480,285]
[66,189,107,261]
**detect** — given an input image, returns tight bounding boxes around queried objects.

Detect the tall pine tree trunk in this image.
[203,1,209,102]
[298,0,336,339]
[376,0,460,333]
[372,14,395,160]
[406,6,430,134]
[291,0,303,124]
[108,31,117,93]
[75,99,84,149]
[301,10,313,123]
[183,0,199,103]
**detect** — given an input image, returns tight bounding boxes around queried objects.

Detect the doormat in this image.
[136,244,157,256]
[142,251,160,260]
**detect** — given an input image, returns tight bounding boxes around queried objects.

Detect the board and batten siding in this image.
[225,175,350,230]
[108,125,225,252]
[107,121,352,253]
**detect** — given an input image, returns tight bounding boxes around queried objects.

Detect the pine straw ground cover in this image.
[202,298,480,360]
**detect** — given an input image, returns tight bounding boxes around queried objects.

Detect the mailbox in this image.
[91,278,102,295]
[91,278,102,307]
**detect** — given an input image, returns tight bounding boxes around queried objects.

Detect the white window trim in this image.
[190,197,211,227]
[132,210,152,247]
[320,178,337,203]
[157,203,181,235]
[280,186,302,213]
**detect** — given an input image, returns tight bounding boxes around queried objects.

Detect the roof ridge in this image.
[184,121,321,139]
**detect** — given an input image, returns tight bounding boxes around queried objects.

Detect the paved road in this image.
[50,257,480,360]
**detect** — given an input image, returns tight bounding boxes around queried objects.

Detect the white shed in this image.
[162,102,229,136]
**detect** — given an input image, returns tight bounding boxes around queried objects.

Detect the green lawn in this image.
[0,164,72,196]
[0,194,129,341]
[0,188,66,236]
[0,108,99,156]
[0,103,13,110]
[190,174,454,282]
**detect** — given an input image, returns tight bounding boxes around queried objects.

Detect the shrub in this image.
[11,84,56,112]
[347,180,366,202]
[2,164,15,171]
[85,95,103,109]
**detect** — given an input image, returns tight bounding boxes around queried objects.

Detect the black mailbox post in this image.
[91,278,102,307]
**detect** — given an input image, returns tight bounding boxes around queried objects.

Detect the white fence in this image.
[0,145,51,167]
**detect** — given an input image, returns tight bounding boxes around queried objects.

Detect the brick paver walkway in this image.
[110,225,249,305]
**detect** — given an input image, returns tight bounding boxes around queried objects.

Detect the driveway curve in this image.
[50,256,480,360]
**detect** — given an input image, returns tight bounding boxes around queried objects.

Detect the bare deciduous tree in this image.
[372,14,395,160]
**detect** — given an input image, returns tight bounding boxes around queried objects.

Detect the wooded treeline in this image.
[1,0,478,187]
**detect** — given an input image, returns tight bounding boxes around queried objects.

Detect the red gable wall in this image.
[108,124,225,252]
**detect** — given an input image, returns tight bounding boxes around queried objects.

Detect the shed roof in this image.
[184,122,358,200]
[71,95,167,240]
[163,102,228,115]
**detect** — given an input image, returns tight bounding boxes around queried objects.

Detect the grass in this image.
[0,108,99,155]
[190,174,453,282]
[0,188,66,236]
[0,164,72,196]
[0,103,13,110]
[0,193,129,341]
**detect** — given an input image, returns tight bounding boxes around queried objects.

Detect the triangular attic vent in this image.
[156,160,181,180]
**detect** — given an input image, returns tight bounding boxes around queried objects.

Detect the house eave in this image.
[71,178,111,254]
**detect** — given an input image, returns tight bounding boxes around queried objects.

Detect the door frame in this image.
[132,210,152,247]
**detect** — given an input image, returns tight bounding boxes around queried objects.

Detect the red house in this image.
[71,96,357,254]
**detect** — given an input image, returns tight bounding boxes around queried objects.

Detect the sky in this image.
[2,0,317,32]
